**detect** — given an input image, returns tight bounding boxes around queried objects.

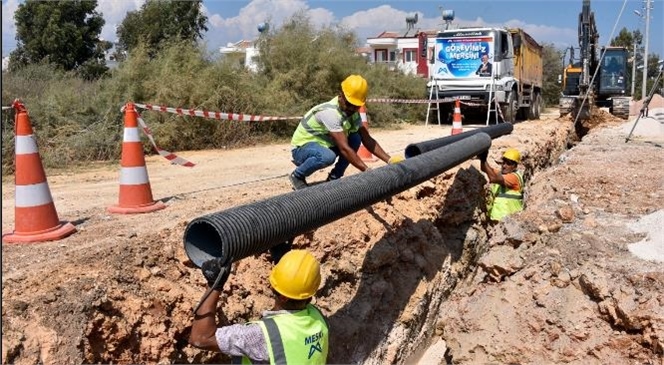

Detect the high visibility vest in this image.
[239,304,329,365]
[291,97,362,148]
[488,170,524,221]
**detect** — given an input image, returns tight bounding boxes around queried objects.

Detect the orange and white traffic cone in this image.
[357,105,377,162]
[451,99,463,135]
[2,100,77,244]
[107,102,166,214]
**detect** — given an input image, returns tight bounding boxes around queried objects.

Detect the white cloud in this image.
[205,0,334,49]
[337,6,576,50]
[96,0,145,43]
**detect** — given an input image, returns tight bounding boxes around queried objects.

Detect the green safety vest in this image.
[239,304,329,365]
[291,97,362,148]
[488,170,524,221]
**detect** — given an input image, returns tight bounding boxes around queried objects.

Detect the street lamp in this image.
[634,0,653,99]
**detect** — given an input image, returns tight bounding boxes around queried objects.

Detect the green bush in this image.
[2,14,428,175]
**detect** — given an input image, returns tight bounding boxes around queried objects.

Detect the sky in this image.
[2,0,663,59]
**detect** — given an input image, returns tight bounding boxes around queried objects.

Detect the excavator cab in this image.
[597,48,628,96]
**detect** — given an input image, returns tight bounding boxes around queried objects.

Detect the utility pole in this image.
[642,0,652,99]
[632,42,637,96]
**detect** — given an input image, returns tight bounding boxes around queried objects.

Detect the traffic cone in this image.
[2,100,77,244]
[451,99,463,135]
[107,102,166,214]
[357,105,377,162]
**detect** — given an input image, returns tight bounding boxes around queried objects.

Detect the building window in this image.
[375,49,388,62]
[403,49,417,63]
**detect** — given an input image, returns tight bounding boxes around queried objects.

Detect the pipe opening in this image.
[184,221,224,267]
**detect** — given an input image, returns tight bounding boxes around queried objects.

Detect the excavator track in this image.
[610,97,630,119]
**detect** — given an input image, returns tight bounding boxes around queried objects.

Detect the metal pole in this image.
[631,42,637,96]
[642,0,651,99]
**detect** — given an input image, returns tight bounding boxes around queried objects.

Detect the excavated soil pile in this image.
[2,111,662,364]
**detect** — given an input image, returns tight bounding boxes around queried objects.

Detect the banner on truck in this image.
[433,36,494,79]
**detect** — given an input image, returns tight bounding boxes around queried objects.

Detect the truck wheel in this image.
[502,92,517,123]
[528,93,541,119]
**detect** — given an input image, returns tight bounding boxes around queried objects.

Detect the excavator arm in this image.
[560,0,598,120]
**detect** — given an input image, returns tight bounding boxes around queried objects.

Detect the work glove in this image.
[269,239,293,264]
[201,257,232,290]
[478,150,489,162]
[388,155,405,164]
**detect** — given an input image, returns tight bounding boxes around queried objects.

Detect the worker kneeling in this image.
[478,148,524,221]
[189,250,329,364]
[288,74,403,190]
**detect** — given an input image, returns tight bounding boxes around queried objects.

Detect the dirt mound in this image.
[631,94,664,115]
[2,114,663,364]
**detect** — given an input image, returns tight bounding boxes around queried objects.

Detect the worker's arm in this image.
[328,131,371,171]
[358,125,391,163]
[190,289,222,351]
[480,160,505,185]
[189,258,232,351]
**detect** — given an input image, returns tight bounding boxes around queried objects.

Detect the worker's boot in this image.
[289,172,308,190]
[326,173,340,182]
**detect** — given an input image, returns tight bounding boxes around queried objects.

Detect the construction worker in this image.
[288,74,404,190]
[189,250,329,364]
[478,148,524,221]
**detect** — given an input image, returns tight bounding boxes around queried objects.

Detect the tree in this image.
[116,0,208,59]
[10,0,108,79]
[540,43,563,107]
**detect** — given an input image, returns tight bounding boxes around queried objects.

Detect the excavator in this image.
[559,0,631,120]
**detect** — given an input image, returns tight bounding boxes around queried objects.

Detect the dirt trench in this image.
[2,111,662,364]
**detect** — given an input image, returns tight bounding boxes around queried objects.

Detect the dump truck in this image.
[426,25,543,124]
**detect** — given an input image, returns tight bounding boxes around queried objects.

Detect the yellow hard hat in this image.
[502,148,521,164]
[269,250,321,300]
[341,75,368,106]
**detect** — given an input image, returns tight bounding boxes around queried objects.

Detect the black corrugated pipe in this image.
[183,133,492,267]
[405,123,513,158]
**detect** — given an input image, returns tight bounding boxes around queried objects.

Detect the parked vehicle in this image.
[426,22,543,123]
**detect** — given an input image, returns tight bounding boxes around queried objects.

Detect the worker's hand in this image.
[478,150,489,162]
[201,257,232,290]
[388,155,405,164]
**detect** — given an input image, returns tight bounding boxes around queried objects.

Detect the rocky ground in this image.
[2,107,663,364]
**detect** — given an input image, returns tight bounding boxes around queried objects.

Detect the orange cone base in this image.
[107,200,166,214]
[2,221,77,244]
[451,128,463,135]
[358,146,377,162]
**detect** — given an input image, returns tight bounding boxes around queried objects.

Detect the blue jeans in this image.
[291,132,361,179]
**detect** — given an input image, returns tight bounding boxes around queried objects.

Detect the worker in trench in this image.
[189,249,329,364]
[288,74,404,190]
[478,148,524,221]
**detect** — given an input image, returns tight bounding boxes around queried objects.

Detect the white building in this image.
[2,56,9,72]
[219,40,260,72]
[218,27,440,79]
[365,29,438,77]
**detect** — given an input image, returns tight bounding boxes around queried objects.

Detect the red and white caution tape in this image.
[117,104,194,167]
[134,103,301,122]
[367,98,433,104]
[134,111,195,167]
